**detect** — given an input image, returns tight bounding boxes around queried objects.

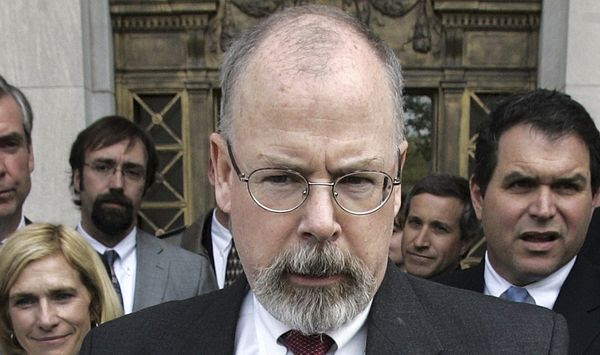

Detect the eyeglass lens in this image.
[246,169,393,214]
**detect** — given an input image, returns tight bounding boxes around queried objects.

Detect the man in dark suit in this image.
[0,75,34,242]
[437,89,600,354]
[69,116,216,314]
[81,6,568,353]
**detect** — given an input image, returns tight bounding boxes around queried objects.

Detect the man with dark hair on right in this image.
[401,173,480,278]
[438,89,600,354]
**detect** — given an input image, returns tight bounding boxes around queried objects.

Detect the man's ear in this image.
[210,133,233,214]
[593,186,600,208]
[73,169,81,194]
[470,177,484,220]
[393,140,408,216]
[27,143,34,173]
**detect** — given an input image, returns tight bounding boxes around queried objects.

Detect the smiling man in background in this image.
[401,173,480,278]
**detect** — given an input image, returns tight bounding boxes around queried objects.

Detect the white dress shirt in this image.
[17,214,25,229]
[483,252,575,309]
[77,223,137,314]
[210,210,234,289]
[235,291,370,355]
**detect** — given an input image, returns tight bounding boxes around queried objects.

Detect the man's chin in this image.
[0,203,18,218]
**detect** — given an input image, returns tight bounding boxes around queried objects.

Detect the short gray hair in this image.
[219,5,405,150]
[0,75,33,145]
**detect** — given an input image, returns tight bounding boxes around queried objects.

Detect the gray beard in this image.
[252,241,376,335]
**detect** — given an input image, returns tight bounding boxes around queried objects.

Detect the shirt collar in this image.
[252,291,371,351]
[77,222,137,259]
[211,209,233,252]
[17,214,26,229]
[483,251,576,309]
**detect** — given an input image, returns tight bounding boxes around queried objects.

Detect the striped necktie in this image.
[100,250,124,307]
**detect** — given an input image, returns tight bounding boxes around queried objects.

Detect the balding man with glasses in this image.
[69,115,216,315]
[82,5,567,354]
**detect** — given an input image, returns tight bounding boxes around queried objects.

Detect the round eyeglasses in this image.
[226,142,401,215]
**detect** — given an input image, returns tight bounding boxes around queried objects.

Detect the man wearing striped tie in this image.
[69,116,216,315]
[438,89,600,355]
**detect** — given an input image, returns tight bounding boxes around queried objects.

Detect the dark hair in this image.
[473,89,600,195]
[401,173,481,243]
[0,75,33,146]
[69,115,158,204]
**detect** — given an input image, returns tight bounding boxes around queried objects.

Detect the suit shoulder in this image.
[81,287,239,354]
[82,295,216,353]
[152,232,211,263]
[410,275,562,324]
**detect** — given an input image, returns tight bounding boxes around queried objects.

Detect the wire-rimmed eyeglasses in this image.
[226,141,401,215]
[83,161,146,182]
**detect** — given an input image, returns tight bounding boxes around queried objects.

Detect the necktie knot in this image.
[103,250,119,266]
[500,286,536,305]
[280,330,335,355]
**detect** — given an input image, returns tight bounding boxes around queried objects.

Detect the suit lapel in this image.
[553,256,600,354]
[133,230,169,312]
[366,262,444,354]
[176,277,249,354]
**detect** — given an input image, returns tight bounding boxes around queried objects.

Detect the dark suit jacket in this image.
[437,256,600,354]
[81,261,568,354]
[581,207,600,266]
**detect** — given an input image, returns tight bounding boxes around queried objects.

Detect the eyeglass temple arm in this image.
[393,150,403,185]
[226,140,247,180]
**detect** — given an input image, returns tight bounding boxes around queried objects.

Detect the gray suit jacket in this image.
[82,261,568,354]
[132,230,217,312]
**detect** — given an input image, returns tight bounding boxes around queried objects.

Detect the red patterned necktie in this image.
[280,330,335,355]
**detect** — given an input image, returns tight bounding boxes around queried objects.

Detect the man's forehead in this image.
[495,125,591,177]
[0,95,25,132]
[86,138,147,160]
[411,193,465,215]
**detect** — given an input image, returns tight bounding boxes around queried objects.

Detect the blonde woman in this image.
[0,223,122,354]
